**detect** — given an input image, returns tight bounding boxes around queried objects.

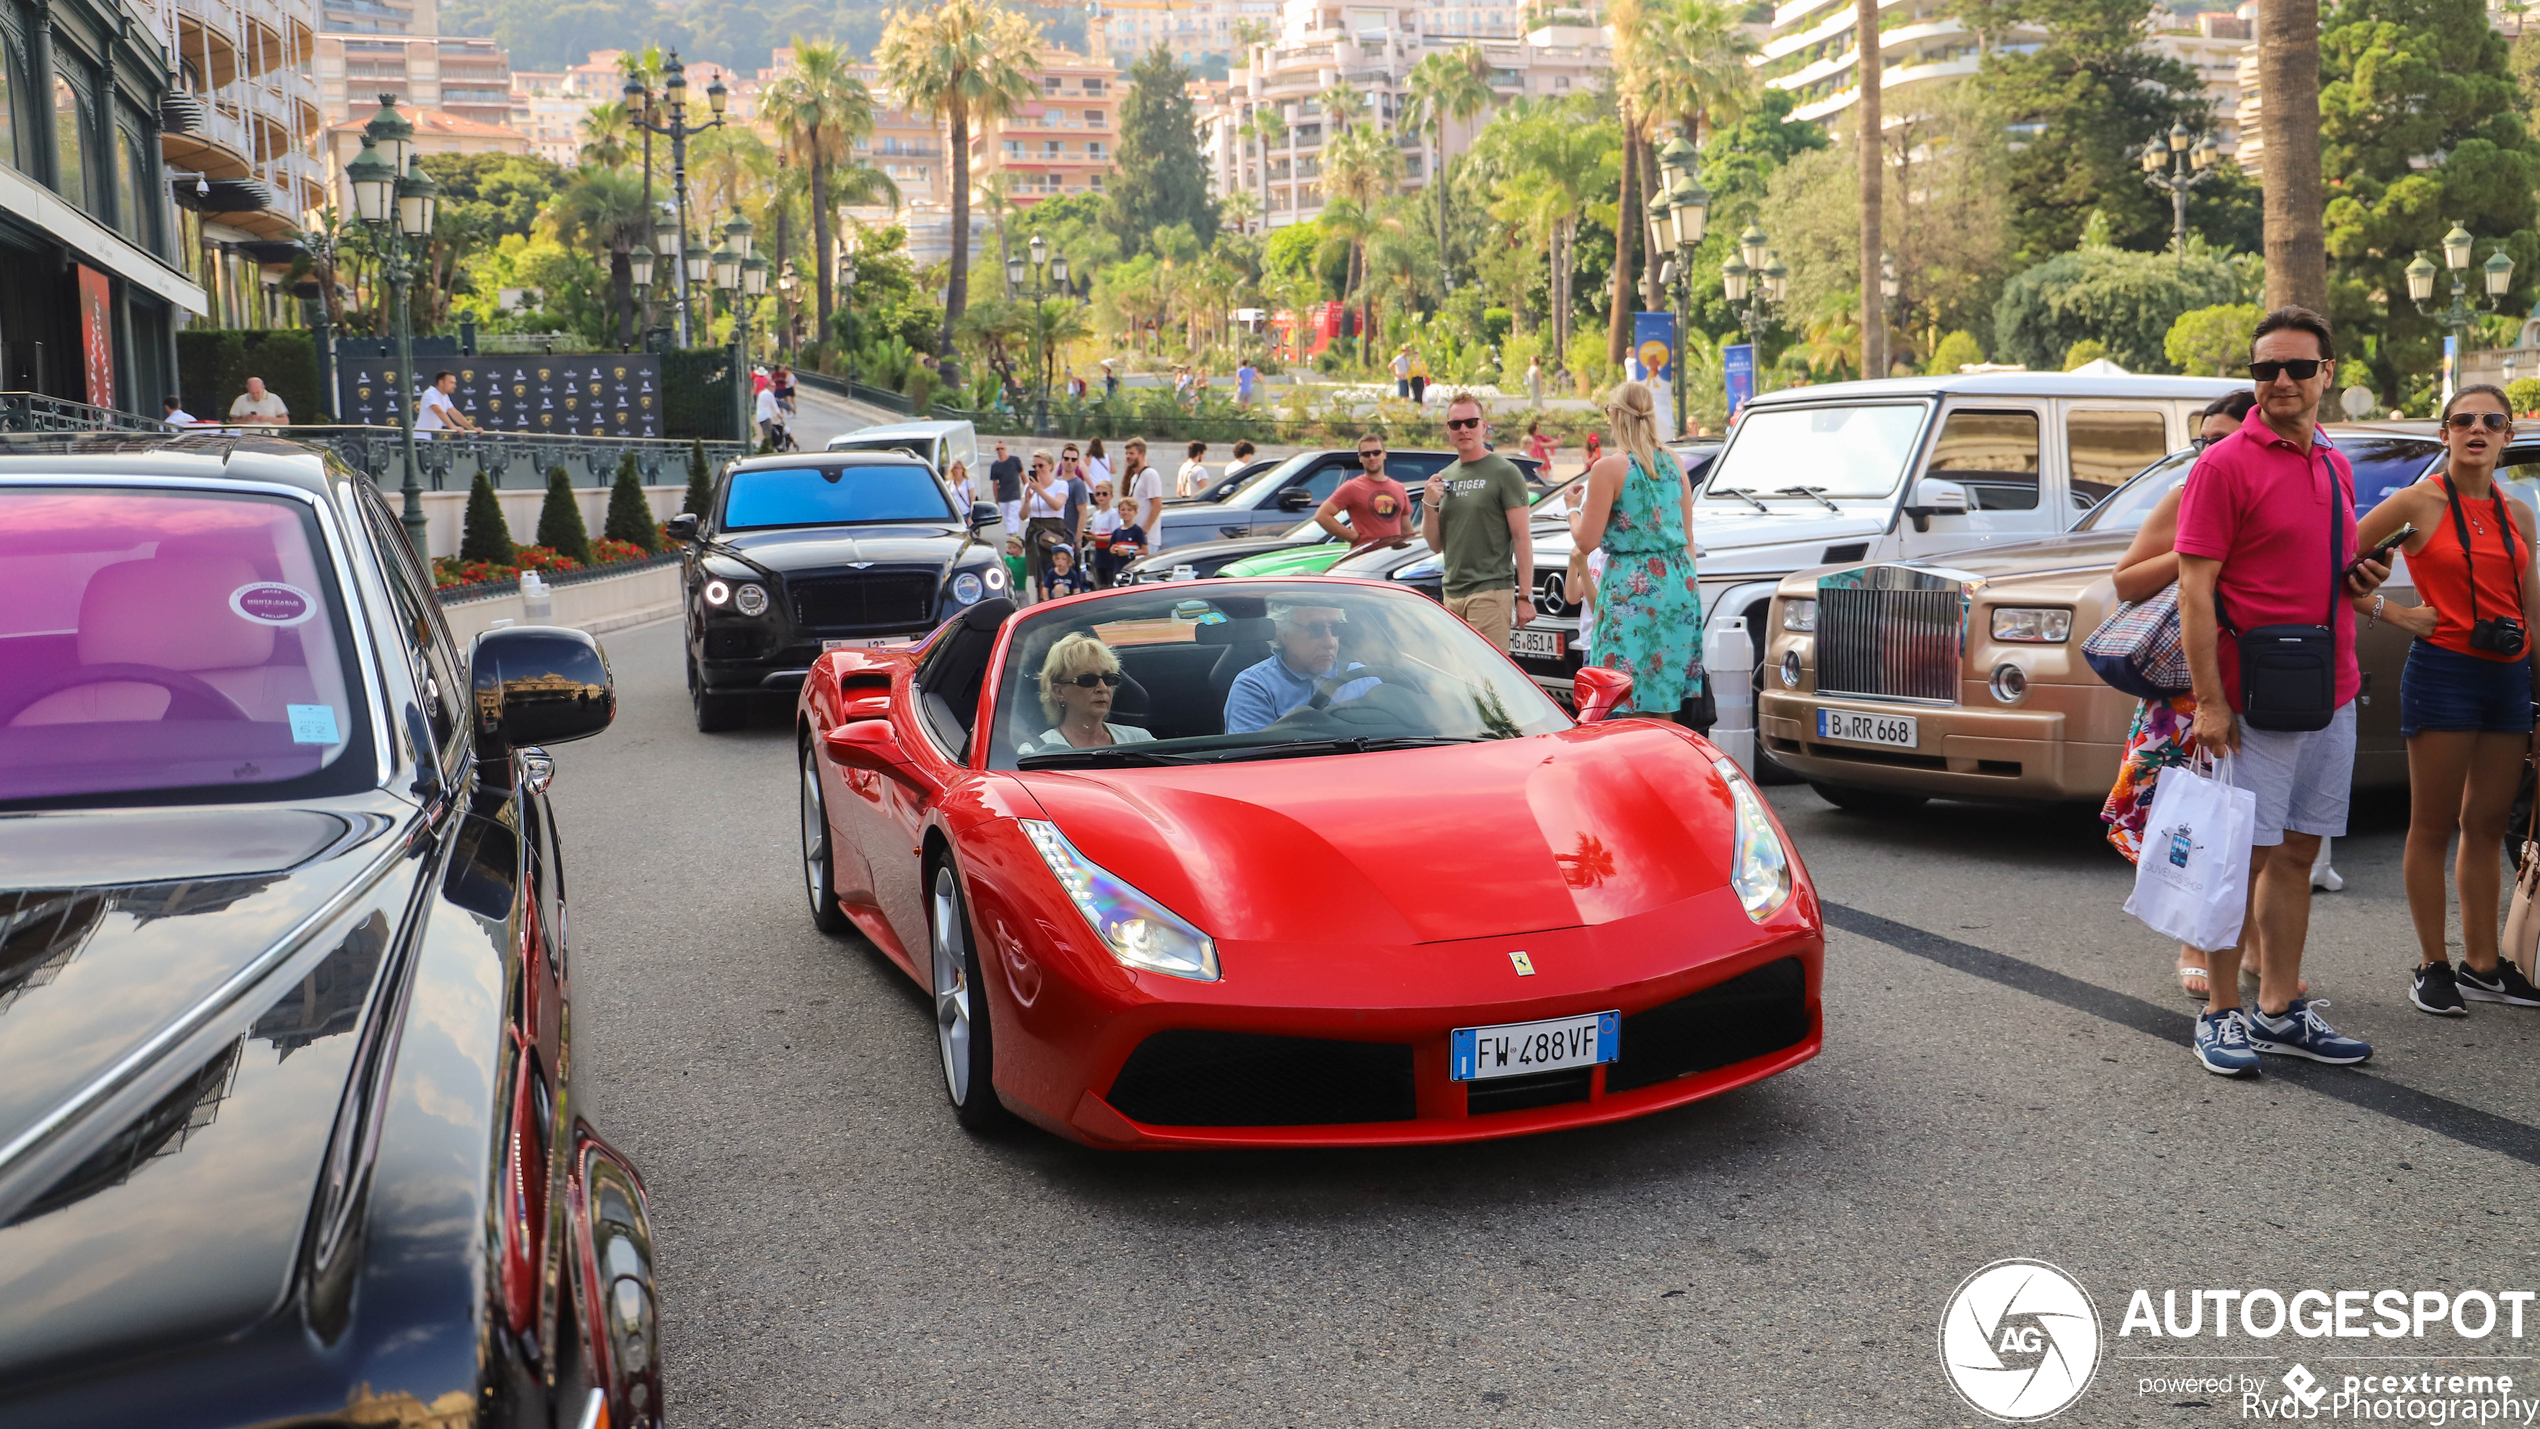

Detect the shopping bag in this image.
[2506,796,2540,983]
[2122,754,2256,952]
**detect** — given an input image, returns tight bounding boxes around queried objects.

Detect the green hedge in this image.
[661,348,737,441]
[176,331,322,424]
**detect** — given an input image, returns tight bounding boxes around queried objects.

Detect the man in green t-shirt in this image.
[1420,391,1535,650]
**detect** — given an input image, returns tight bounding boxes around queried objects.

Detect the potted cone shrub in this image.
[458,471,515,565]
[604,452,661,553]
[534,465,594,568]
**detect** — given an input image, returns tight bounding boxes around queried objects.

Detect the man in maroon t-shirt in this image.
[1316,434,1410,547]
[2175,304,2392,1077]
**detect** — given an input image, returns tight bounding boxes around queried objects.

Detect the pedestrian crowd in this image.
[2099,304,2540,1079]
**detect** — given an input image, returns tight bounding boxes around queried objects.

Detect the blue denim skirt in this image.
[2399,640,2536,737]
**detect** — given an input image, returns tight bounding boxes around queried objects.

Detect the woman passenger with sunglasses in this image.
[1025,632,1154,752]
[2355,384,2540,1015]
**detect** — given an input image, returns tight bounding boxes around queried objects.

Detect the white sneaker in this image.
[2311,837,2344,892]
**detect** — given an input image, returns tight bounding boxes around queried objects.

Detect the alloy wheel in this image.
[930,864,972,1106]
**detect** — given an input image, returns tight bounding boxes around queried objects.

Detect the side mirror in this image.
[1277,486,1315,511]
[1902,477,1971,533]
[1573,666,1634,723]
[822,717,910,773]
[665,512,700,543]
[470,626,615,782]
[969,500,1000,531]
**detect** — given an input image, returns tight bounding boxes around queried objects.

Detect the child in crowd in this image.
[1002,535,1030,601]
[1042,544,1093,600]
[1086,484,1124,586]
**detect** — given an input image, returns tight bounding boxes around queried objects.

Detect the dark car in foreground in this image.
[674,451,1011,731]
[0,436,660,1428]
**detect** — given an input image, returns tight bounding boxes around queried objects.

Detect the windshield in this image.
[1222,452,1317,507]
[1703,403,1930,504]
[2076,437,2441,534]
[987,582,1567,770]
[0,487,370,806]
[723,463,955,529]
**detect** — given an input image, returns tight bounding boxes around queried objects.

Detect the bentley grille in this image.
[1817,584,1963,703]
[790,572,937,632]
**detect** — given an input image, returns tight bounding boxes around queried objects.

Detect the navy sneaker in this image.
[2412,960,2468,1017]
[2193,1007,2259,1077]
[2246,999,2373,1065]
[2457,960,2540,1007]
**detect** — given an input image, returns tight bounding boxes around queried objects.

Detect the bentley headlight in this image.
[1990,606,2071,643]
[734,582,768,616]
[953,571,985,604]
[1717,757,1793,921]
[702,579,730,607]
[1782,598,1817,632]
[1021,820,1220,980]
[984,564,1008,591]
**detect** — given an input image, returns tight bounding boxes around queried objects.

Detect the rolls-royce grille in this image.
[1817,585,1963,703]
[789,572,936,632]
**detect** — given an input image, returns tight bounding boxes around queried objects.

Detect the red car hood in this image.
[1012,723,1736,946]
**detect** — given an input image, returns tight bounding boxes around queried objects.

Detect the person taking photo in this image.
[2354,382,2540,1015]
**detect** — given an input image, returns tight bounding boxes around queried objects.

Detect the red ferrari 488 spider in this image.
[795,579,1822,1148]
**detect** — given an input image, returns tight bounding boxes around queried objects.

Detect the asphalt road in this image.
[551,615,2540,1427]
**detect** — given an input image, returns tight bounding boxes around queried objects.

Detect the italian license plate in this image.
[823,638,892,653]
[1817,708,1919,748]
[1509,628,1566,660]
[1451,1010,1620,1082]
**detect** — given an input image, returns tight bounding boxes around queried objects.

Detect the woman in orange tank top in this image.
[2354,383,2540,1014]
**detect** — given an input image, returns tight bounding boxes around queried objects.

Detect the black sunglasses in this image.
[1289,620,1343,638]
[1445,416,1483,431]
[2249,358,2325,382]
[1359,448,1387,460]
[1059,672,1123,689]
[2446,411,2512,431]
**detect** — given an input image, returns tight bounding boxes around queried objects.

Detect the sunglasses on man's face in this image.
[1445,416,1483,431]
[2447,411,2512,431]
[1059,672,1123,689]
[1289,620,1343,639]
[2249,358,2326,383]
[1359,449,1386,461]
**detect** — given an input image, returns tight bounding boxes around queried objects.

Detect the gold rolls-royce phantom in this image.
[1757,425,2459,811]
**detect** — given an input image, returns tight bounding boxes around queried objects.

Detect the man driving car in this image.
[1223,602,1382,733]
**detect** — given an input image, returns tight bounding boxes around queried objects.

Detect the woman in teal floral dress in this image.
[1570,382,1706,724]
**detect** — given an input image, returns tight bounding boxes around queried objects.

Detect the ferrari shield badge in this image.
[1507,950,1537,977]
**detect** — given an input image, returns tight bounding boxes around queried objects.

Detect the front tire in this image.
[688,654,746,733]
[929,860,1008,1132]
[800,741,850,935]
[1808,781,1929,815]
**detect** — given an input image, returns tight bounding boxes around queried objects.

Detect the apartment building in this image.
[320,0,435,37]
[318,34,517,129]
[155,0,328,335]
[968,48,1123,206]
[1201,0,1608,228]
[1759,0,2039,123]
[508,70,585,164]
[2146,7,2250,156]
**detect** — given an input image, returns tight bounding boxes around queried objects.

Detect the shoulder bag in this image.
[2226,450,2346,733]
[2082,586,2190,699]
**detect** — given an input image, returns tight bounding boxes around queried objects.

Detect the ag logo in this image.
[1939,1259,2100,1421]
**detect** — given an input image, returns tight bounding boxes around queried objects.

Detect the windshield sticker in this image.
[287,704,341,744]
[231,581,317,626]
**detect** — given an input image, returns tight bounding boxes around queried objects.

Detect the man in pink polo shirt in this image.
[2175,305,2393,1077]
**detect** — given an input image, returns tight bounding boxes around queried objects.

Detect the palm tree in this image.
[690,124,775,222]
[2259,1,2326,308]
[578,101,632,170]
[877,0,1040,359]
[1322,123,1401,363]
[974,165,1021,295]
[551,168,652,347]
[1484,103,1615,375]
[1241,102,1287,227]
[1625,0,1757,308]
[1221,188,1261,237]
[1402,47,1492,266]
[764,38,877,337]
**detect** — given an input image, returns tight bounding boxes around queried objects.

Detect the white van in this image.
[825,419,981,483]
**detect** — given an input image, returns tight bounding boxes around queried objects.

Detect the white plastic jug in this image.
[521,569,553,624]
[1705,616,1755,775]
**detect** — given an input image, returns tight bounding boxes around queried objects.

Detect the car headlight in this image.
[1990,662,2029,704]
[1780,649,1802,688]
[953,571,984,604]
[1020,820,1220,980]
[1718,757,1793,922]
[702,579,730,607]
[1392,554,1444,582]
[984,564,1008,591]
[1782,598,1817,632]
[1989,606,2071,643]
[734,582,768,616]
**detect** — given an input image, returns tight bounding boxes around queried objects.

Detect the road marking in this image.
[1823,901,2540,1169]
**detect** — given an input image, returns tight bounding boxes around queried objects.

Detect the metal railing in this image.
[0,394,170,434]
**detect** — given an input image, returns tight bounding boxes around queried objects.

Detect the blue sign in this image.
[1632,310,1676,384]
[1725,342,1756,419]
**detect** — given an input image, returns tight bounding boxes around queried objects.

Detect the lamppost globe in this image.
[2141,140,2165,173]
[707,72,729,116]
[2486,247,2516,298]
[684,245,710,286]
[723,207,752,261]
[629,243,656,288]
[2192,134,2219,170]
[711,243,740,292]
[364,94,414,177]
[1761,255,1789,304]
[1739,223,1768,272]
[1029,232,1049,267]
[623,71,645,105]
[395,157,437,238]
[1006,254,1027,288]
[1722,253,1751,303]
[2444,223,2475,271]
[2407,252,2439,304]
[1671,175,1708,249]
[1646,192,1672,267]
[2168,119,2192,151]
[663,53,687,105]
[1657,134,1696,192]
[742,253,769,298]
[1050,252,1070,288]
[345,138,394,226]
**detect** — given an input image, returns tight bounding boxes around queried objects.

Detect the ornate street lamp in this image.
[1721,225,1782,341]
[626,51,729,344]
[1013,233,1079,435]
[350,94,441,559]
[2143,124,2221,264]
[2411,223,2518,399]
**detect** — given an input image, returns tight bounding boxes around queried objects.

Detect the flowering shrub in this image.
[590,537,650,565]
[433,539,666,590]
[512,545,585,573]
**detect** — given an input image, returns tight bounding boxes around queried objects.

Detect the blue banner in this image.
[1725,342,1756,420]
[1632,310,1676,385]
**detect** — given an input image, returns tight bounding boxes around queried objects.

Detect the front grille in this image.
[1107,1030,1417,1126]
[1605,958,1810,1093]
[1467,1066,1594,1115]
[1816,569,1964,703]
[789,571,936,632]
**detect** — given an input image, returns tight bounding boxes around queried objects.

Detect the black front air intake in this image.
[1107,1030,1417,1126]
[1604,957,1810,1093]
